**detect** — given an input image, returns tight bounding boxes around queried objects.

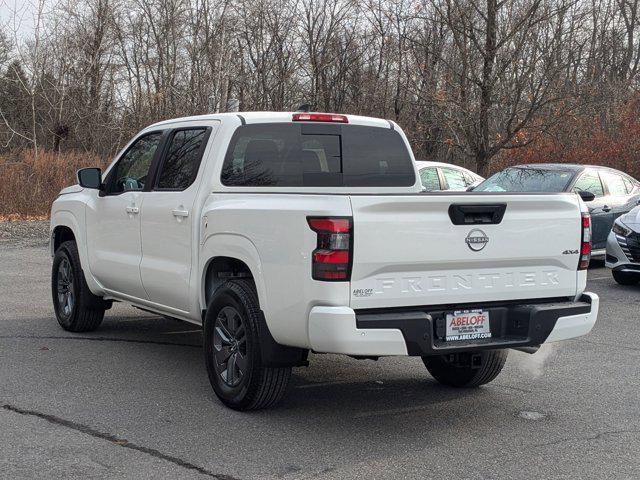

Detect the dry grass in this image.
[2,130,639,219]
[0,149,107,217]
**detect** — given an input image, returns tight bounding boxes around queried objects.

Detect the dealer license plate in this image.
[445,309,491,341]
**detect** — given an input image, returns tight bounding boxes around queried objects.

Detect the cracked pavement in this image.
[1,244,640,479]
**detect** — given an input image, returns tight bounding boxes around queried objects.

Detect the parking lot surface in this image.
[1,237,640,479]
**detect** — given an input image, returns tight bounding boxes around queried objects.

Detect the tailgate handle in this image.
[448,204,507,225]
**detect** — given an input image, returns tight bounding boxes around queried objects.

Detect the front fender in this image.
[50,207,102,295]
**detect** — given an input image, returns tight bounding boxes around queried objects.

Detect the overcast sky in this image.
[0,0,51,40]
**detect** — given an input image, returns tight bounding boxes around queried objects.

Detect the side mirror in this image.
[577,190,595,202]
[77,167,102,190]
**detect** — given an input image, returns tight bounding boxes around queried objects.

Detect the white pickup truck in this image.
[50,112,599,410]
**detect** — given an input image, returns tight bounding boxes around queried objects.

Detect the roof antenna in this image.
[296,103,315,113]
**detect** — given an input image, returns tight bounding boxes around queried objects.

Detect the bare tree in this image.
[0,0,638,175]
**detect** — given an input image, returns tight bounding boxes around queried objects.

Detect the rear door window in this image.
[572,171,604,197]
[419,167,441,191]
[603,172,628,196]
[462,172,476,187]
[156,128,208,190]
[441,167,467,190]
[622,176,637,194]
[221,123,415,187]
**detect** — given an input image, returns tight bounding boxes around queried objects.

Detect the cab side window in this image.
[573,172,604,197]
[156,129,208,190]
[419,167,441,191]
[107,132,163,194]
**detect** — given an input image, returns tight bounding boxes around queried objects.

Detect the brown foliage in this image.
[0,149,107,216]
[494,97,640,179]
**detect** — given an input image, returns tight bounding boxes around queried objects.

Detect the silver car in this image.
[606,205,640,285]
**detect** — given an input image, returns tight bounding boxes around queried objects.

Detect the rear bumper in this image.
[308,293,598,356]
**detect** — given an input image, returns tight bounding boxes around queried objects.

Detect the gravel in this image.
[0,220,50,249]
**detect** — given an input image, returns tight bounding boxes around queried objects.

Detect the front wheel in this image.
[612,270,640,286]
[422,350,508,388]
[203,279,291,410]
[52,240,107,332]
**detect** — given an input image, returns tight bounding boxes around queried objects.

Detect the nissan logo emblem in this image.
[465,229,489,252]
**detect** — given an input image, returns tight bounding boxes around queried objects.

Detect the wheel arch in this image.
[51,225,76,254]
[200,233,267,315]
[203,256,257,307]
[50,210,82,256]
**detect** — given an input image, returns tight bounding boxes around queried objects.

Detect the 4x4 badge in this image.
[465,229,489,252]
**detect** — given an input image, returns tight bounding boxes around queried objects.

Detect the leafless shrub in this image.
[0,149,107,216]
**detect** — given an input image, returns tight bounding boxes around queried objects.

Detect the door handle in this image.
[602,205,612,212]
[172,208,189,218]
[125,206,139,214]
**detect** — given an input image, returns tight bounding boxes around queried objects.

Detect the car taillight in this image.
[292,113,348,123]
[579,212,591,270]
[307,217,352,281]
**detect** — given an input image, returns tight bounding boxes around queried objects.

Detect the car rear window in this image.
[475,167,575,193]
[221,123,415,187]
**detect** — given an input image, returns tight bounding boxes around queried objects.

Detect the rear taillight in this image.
[307,217,352,281]
[292,113,348,123]
[579,212,591,270]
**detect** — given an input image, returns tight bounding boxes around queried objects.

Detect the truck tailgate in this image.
[349,194,582,309]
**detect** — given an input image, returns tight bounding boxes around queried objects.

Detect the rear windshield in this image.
[475,167,576,193]
[221,123,415,187]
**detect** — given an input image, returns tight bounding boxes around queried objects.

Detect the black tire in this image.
[612,270,640,286]
[422,349,508,388]
[203,279,291,410]
[52,240,106,332]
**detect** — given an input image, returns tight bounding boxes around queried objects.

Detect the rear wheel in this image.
[422,350,508,388]
[612,270,640,286]
[52,241,107,332]
[203,279,291,410]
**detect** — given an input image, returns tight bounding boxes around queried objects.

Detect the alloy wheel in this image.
[56,257,75,319]
[213,306,247,387]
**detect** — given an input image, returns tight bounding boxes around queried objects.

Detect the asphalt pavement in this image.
[1,239,639,479]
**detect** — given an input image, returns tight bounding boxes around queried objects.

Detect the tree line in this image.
[0,0,638,176]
